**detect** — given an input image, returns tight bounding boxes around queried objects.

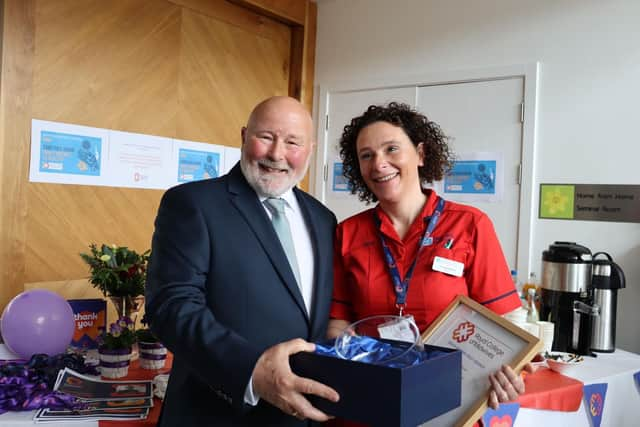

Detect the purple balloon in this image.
[1,289,75,358]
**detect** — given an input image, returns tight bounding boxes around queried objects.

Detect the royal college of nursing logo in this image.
[590,393,603,417]
[452,321,476,343]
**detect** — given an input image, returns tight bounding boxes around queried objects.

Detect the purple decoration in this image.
[99,360,131,369]
[0,353,96,414]
[138,342,164,350]
[140,353,167,361]
[0,290,75,359]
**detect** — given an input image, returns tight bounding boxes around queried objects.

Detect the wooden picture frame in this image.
[420,295,542,427]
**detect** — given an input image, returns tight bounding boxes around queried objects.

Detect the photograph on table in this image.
[421,295,542,427]
[54,368,153,400]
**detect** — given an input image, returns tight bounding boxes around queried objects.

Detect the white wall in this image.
[314,0,640,353]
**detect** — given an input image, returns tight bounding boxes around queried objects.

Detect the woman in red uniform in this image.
[327,102,528,415]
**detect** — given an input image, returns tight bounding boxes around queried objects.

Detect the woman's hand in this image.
[487,364,532,410]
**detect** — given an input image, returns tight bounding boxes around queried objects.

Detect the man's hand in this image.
[252,338,339,421]
[487,364,528,410]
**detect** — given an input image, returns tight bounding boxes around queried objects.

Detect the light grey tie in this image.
[264,198,302,287]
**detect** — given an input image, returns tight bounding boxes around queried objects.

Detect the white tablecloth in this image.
[515,349,640,427]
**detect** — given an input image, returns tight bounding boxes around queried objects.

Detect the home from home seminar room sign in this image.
[539,184,640,223]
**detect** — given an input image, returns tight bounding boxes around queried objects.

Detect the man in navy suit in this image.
[145,96,340,426]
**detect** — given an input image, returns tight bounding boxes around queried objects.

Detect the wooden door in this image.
[0,0,315,310]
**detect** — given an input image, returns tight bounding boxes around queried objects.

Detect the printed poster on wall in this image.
[332,162,350,192]
[108,130,173,189]
[437,152,504,203]
[30,119,237,190]
[172,139,225,186]
[30,119,109,186]
[328,159,358,200]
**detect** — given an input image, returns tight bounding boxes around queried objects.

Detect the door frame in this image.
[311,63,539,281]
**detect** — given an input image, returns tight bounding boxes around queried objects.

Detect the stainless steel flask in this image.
[590,252,626,352]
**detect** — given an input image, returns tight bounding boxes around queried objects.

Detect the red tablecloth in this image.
[519,367,584,411]
[100,353,172,427]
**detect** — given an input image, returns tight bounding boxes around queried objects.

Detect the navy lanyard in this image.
[376,197,445,315]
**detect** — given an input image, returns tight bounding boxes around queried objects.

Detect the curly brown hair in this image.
[339,102,454,204]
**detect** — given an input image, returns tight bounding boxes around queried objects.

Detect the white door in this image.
[416,78,524,270]
[316,77,525,271]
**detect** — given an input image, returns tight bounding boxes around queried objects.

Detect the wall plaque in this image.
[539,184,640,223]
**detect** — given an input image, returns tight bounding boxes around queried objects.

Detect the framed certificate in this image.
[420,295,541,427]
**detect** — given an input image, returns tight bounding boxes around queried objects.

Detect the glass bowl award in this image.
[334,315,422,366]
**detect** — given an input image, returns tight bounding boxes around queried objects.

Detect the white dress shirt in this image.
[260,189,315,314]
[245,188,316,406]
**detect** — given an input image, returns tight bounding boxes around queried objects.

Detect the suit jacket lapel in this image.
[227,164,309,323]
[294,188,330,338]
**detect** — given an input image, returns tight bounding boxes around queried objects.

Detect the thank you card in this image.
[68,299,106,350]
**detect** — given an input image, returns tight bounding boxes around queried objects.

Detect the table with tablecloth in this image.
[0,344,170,427]
[2,346,640,426]
[485,349,640,427]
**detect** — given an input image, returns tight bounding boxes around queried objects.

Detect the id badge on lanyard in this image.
[377,197,445,316]
[377,315,418,343]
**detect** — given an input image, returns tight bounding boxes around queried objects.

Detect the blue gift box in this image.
[290,342,461,427]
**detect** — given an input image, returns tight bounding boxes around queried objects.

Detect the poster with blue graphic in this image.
[438,152,504,203]
[445,160,496,194]
[332,162,350,192]
[40,131,102,176]
[30,119,109,186]
[177,148,220,183]
[169,139,226,187]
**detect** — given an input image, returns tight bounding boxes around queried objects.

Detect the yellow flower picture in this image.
[540,184,575,219]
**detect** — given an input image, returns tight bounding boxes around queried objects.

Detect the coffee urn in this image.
[590,252,626,352]
[539,242,599,355]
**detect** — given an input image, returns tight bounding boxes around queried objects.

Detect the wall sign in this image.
[539,184,640,223]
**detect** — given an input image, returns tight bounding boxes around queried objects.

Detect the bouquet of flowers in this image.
[98,317,137,351]
[80,244,150,298]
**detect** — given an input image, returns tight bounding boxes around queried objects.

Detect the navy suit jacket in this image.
[145,163,337,426]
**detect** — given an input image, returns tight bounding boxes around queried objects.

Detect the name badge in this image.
[378,315,417,343]
[432,256,464,277]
